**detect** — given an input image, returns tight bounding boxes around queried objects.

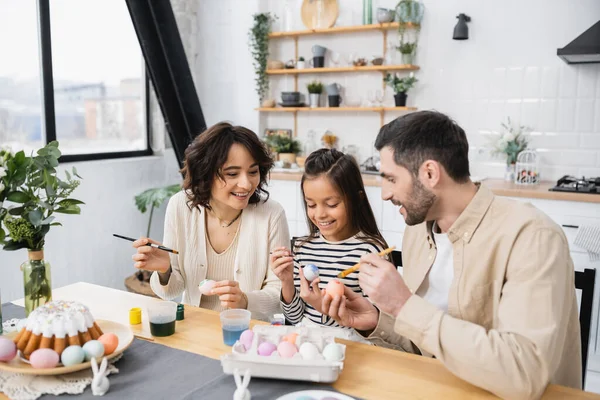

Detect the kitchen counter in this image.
[269,171,600,204]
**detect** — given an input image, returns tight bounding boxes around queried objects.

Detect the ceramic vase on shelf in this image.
[402,53,414,65]
[504,163,516,182]
[309,93,320,108]
[394,92,407,107]
[21,249,52,316]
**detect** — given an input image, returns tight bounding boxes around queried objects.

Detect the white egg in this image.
[322,343,344,361]
[298,342,320,360]
[302,264,320,282]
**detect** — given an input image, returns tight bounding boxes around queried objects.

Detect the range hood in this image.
[557,21,600,64]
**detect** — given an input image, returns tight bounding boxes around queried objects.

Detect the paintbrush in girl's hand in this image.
[113,234,179,254]
[337,246,396,278]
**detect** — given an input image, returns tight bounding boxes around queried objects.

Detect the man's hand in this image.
[321,286,379,331]
[358,253,412,317]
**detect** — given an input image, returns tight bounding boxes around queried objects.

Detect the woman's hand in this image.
[270,247,294,283]
[132,237,170,273]
[211,280,248,309]
[298,267,323,312]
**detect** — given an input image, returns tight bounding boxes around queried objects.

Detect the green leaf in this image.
[8,206,25,215]
[45,184,55,197]
[135,184,180,213]
[54,205,81,214]
[39,201,53,210]
[28,210,43,227]
[0,227,5,243]
[7,191,30,203]
[2,240,27,251]
[65,170,71,180]
[57,199,85,206]
[14,151,26,165]
[50,222,62,226]
[72,167,82,179]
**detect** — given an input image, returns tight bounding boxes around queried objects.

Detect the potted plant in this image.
[489,117,531,181]
[124,183,181,296]
[0,142,83,315]
[307,80,323,108]
[264,135,302,166]
[397,41,417,65]
[297,56,306,69]
[384,72,418,106]
[249,13,276,106]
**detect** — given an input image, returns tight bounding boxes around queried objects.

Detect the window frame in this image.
[37,0,152,163]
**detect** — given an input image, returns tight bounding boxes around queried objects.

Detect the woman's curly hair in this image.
[181,122,274,210]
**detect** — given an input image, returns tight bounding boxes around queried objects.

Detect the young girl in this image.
[270,148,387,335]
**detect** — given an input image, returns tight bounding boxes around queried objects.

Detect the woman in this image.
[132,122,290,318]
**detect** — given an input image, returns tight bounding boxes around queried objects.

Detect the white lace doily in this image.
[0,354,122,400]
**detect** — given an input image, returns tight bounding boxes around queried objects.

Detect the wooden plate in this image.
[301,0,339,29]
[0,320,134,375]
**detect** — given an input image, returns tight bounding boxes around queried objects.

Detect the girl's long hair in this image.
[296,148,388,251]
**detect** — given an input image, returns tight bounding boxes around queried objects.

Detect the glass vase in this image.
[21,250,52,316]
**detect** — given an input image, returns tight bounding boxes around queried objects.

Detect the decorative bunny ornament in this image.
[233,369,251,400]
[91,357,110,396]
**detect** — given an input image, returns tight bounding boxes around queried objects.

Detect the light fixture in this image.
[453,13,471,40]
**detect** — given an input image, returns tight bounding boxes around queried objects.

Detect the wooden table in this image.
[3,282,599,399]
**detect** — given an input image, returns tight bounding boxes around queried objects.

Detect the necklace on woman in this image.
[211,209,243,228]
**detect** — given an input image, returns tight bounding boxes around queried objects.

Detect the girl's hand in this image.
[210,280,248,309]
[298,267,323,312]
[132,237,170,273]
[270,247,294,283]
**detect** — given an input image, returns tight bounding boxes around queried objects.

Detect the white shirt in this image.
[415,223,454,312]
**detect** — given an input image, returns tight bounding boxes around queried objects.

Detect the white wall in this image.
[236,0,600,181]
[0,151,180,302]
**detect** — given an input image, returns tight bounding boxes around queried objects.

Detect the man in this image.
[322,111,581,399]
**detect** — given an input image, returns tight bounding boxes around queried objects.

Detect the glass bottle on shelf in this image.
[304,130,318,156]
[283,0,293,32]
[362,0,373,24]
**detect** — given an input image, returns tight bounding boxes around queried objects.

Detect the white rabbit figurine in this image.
[91,357,110,396]
[233,369,251,400]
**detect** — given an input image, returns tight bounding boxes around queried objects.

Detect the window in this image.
[0,0,151,161]
[0,0,43,153]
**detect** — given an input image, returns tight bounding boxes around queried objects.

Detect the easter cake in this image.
[13,300,103,358]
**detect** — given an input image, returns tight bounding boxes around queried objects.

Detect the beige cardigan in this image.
[150,191,290,319]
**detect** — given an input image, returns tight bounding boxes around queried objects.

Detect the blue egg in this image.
[61,345,85,366]
[82,340,105,361]
[303,264,320,282]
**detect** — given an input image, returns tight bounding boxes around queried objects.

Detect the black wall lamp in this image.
[453,13,471,40]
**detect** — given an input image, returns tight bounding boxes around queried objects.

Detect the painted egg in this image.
[277,341,298,358]
[323,343,344,361]
[302,264,320,282]
[257,341,277,356]
[298,342,320,360]
[0,337,17,362]
[61,345,85,366]
[82,340,105,361]
[199,279,216,295]
[239,329,254,350]
[325,279,345,297]
[30,348,59,369]
[282,332,298,345]
[98,333,119,355]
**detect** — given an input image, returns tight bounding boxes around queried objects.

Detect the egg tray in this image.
[220,325,346,383]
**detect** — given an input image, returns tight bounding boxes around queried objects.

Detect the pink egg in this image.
[98,333,119,355]
[0,337,17,362]
[326,279,345,297]
[239,330,254,350]
[277,341,298,358]
[257,341,277,356]
[199,279,216,295]
[30,348,60,369]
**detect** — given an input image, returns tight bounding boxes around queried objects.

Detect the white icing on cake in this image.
[24,300,96,338]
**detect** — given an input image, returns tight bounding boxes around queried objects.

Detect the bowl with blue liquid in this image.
[148,301,177,337]
[220,309,251,346]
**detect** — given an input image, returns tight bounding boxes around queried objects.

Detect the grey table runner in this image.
[2,303,358,400]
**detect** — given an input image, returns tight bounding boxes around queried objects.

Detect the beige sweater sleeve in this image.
[245,207,289,317]
[149,195,185,300]
[373,227,575,400]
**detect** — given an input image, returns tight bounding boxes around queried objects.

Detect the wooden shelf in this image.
[267,65,419,75]
[269,22,420,38]
[257,107,417,112]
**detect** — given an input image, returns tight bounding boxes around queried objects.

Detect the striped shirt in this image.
[281,233,385,327]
